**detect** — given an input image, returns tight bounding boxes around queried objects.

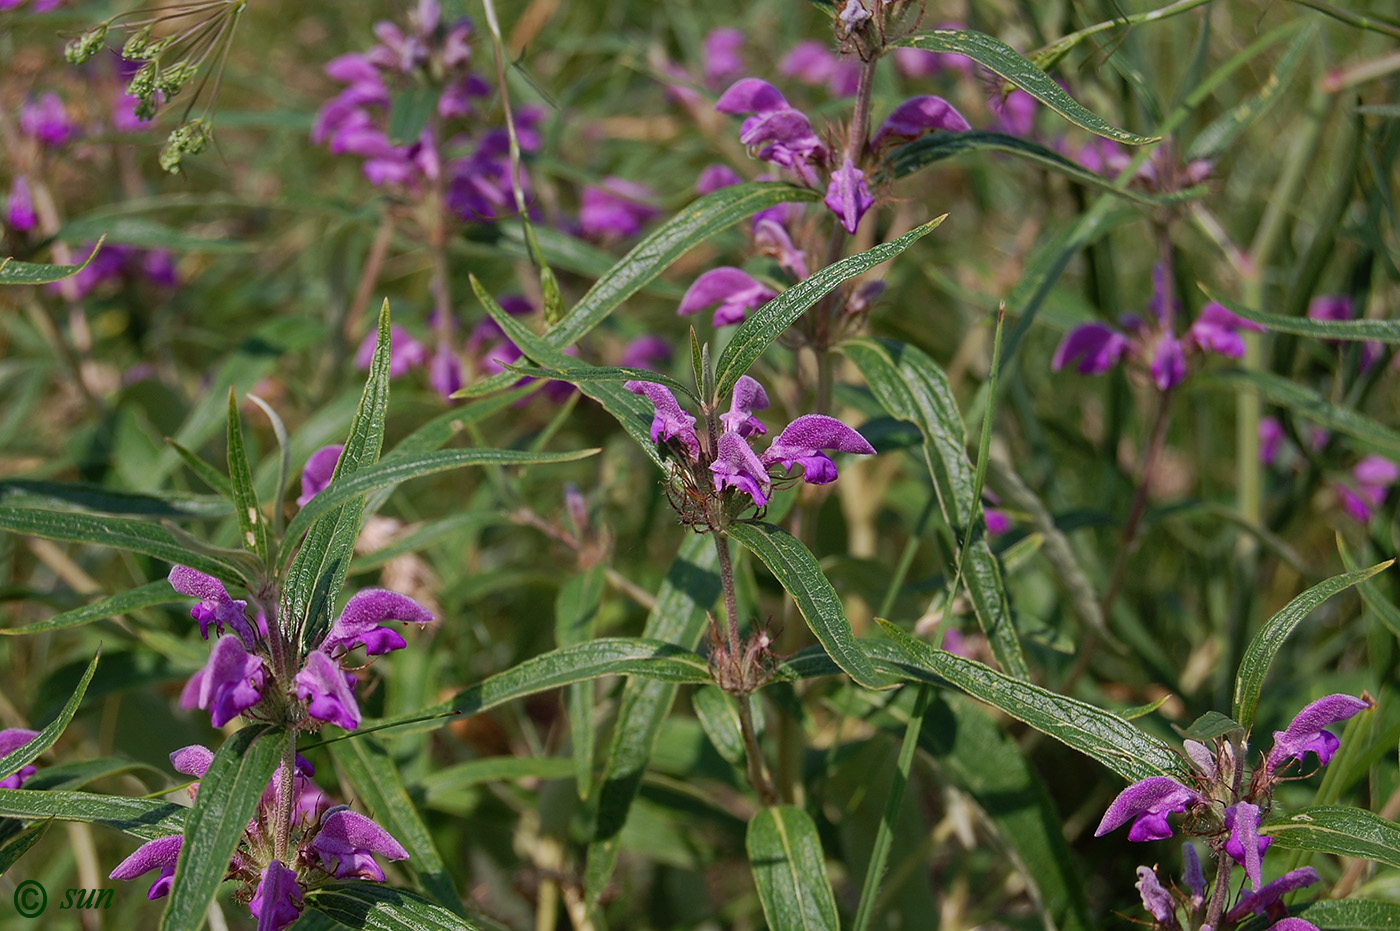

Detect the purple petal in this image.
[872,96,972,148]
[1149,334,1187,391]
[321,588,433,657]
[623,381,700,460]
[0,728,38,789]
[356,325,427,377]
[990,89,1037,137]
[170,745,213,779]
[1135,866,1176,925]
[618,335,672,370]
[1224,802,1268,890]
[6,177,36,234]
[739,108,823,155]
[429,345,463,400]
[168,566,253,645]
[1260,417,1285,466]
[187,636,267,728]
[295,651,362,731]
[721,375,770,437]
[823,158,875,234]
[1094,776,1201,841]
[1182,843,1205,907]
[109,835,182,899]
[696,164,742,195]
[752,218,808,280]
[702,28,745,87]
[1354,455,1399,487]
[580,178,658,239]
[715,78,789,115]
[249,859,303,931]
[1226,868,1319,923]
[1052,323,1129,375]
[310,807,410,881]
[677,267,776,328]
[1188,302,1264,359]
[760,414,875,485]
[1268,694,1369,773]
[710,432,771,506]
[297,444,344,508]
[779,41,837,85]
[1307,295,1353,322]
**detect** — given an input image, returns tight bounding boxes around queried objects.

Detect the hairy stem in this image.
[273,732,296,860]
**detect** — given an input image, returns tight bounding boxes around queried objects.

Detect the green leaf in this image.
[280,447,599,564]
[305,882,484,930]
[467,182,820,398]
[714,219,944,398]
[0,650,99,784]
[1187,23,1315,160]
[585,535,719,905]
[895,31,1157,144]
[1202,371,1400,462]
[329,735,464,915]
[494,361,698,403]
[467,278,666,470]
[1338,536,1400,640]
[418,756,574,802]
[878,620,1190,783]
[692,686,747,764]
[557,566,606,800]
[386,85,437,145]
[166,441,235,498]
[21,757,167,792]
[2,580,178,636]
[0,480,228,519]
[1261,806,1400,869]
[747,805,841,931]
[1179,710,1244,742]
[0,822,47,874]
[1232,562,1391,732]
[0,237,105,286]
[843,338,1028,679]
[0,507,245,584]
[0,789,186,840]
[57,216,255,253]
[1292,899,1400,930]
[227,390,270,565]
[283,300,392,651]
[888,131,1190,205]
[161,725,282,931]
[727,522,892,690]
[1203,287,1400,343]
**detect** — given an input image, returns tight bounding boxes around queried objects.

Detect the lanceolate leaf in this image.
[227,390,270,564]
[1261,807,1400,869]
[328,735,465,915]
[1293,899,1400,929]
[728,521,891,690]
[747,805,841,931]
[0,650,99,782]
[161,725,282,931]
[306,883,484,931]
[0,789,186,840]
[556,566,606,800]
[0,823,47,875]
[0,507,245,584]
[2,580,178,635]
[279,447,598,562]
[714,218,944,399]
[0,237,105,286]
[844,338,1028,679]
[1187,23,1315,160]
[0,480,228,518]
[1203,288,1400,343]
[496,361,698,403]
[1233,562,1392,732]
[878,620,1190,783]
[283,300,392,651]
[585,535,719,905]
[895,31,1157,144]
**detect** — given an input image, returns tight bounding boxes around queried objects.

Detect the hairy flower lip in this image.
[1266,693,1370,774]
[1095,776,1203,842]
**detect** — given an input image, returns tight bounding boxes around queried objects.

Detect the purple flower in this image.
[702,28,745,88]
[696,164,742,195]
[109,835,183,900]
[618,335,672,370]
[1075,137,1132,178]
[716,79,828,185]
[716,79,790,117]
[720,375,769,437]
[991,89,1037,137]
[838,0,872,31]
[1095,776,1203,842]
[1052,323,1130,376]
[1309,294,1381,369]
[320,589,434,658]
[1182,843,1205,908]
[169,567,256,646]
[759,414,876,484]
[180,635,267,727]
[780,41,839,85]
[298,444,345,508]
[824,158,875,234]
[171,745,214,779]
[1187,302,1265,359]
[711,432,772,506]
[1224,801,1268,890]
[0,729,39,789]
[1135,866,1178,927]
[872,96,972,148]
[1267,693,1369,774]
[429,345,463,400]
[1149,334,1186,391]
[580,178,658,239]
[624,381,700,460]
[752,217,809,280]
[356,325,427,377]
[309,807,410,881]
[19,93,75,147]
[249,860,303,931]
[1225,868,1319,923]
[1260,418,1285,467]
[1337,456,1398,523]
[295,650,362,731]
[6,177,36,234]
[678,267,777,327]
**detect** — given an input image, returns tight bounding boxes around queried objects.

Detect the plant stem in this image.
[714,532,776,804]
[273,732,296,860]
[1099,389,1174,621]
[1204,737,1248,928]
[715,533,740,658]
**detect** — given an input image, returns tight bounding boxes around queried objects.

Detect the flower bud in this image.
[65,24,109,64]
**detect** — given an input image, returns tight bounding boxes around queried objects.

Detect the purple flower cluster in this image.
[625,375,874,513]
[1053,267,1262,391]
[18,92,76,148]
[46,242,178,298]
[1097,694,1368,929]
[313,0,542,219]
[110,747,407,930]
[1259,418,1397,524]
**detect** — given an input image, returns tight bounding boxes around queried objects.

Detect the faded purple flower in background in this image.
[619,335,672,371]
[703,28,746,88]
[0,728,39,789]
[1335,456,1398,523]
[678,267,777,327]
[5,177,36,233]
[298,444,345,507]
[990,88,1037,137]
[1052,323,1129,376]
[1187,302,1264,359]
[19,92,75,147]
[580,177,658,239]
[1308,294,1382,369]
[696,164,742,194]
[356,324,428,378]
[1135,866,1178,927]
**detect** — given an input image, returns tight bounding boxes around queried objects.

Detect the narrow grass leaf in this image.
[1203,371,1400,462]
[556,566,606,800]
[226,390,269,564]
[1203,288,1400,343]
